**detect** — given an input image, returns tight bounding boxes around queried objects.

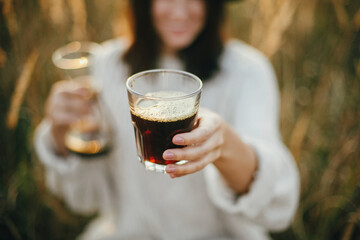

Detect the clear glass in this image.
[126,69,202,173]
[52,41,113,156]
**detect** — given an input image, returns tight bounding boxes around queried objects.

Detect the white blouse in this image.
[34,38,299,240]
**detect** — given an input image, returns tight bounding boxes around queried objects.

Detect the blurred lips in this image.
[163,24,190,34]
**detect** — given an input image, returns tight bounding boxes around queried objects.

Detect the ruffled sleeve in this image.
[204,41,300,231]
[34,119,115,215]
[32,39,127,216]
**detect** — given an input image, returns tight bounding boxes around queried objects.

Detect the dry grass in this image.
[6,49,39,129]
[67,0,88,40]
[2,0,18,37]
[250,0,300,58]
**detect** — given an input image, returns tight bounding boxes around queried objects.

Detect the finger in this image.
[58,94,91,115]
[50,111,81,126]
[166,148,221,177]
[163,130,223,161]
[52,80,90,94]
[58,88,91,99]
[166,159,206,177]
[48,91,91,117]
[172,113,222,146]
[50,80,93,103]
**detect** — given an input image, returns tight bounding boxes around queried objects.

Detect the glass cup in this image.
[126,69,202,173]
[52,41,113,156]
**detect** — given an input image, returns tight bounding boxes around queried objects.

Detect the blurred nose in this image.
[170,0,188,19]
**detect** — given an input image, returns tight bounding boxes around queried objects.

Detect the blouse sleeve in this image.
[33,39,125,215]
[33,39,128,216]
[204,44,300,232]
[34,119,115,215]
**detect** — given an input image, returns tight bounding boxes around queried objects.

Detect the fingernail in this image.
[164,151,175,159]
[166,165,176,173]
[173,136,184,144]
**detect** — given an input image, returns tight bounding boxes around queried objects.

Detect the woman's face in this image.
[151,0,206,55]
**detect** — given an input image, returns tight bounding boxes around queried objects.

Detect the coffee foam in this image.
[131,91,198,122]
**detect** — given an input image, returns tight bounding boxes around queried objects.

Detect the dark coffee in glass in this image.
[126,70,202,173]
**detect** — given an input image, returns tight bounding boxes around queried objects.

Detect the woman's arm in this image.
[34,119,115,215]
[163,42,299,230]
[212,119,258,194]
[164,109,257,194]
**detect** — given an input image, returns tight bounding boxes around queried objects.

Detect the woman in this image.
[35,0,300,239]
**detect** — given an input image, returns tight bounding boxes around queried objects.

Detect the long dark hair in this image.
[122,0,225,81]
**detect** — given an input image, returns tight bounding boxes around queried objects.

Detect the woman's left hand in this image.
[163,108,225,178]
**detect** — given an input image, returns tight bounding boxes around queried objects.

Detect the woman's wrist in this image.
[49,121,69,156]
[213,122,258,194]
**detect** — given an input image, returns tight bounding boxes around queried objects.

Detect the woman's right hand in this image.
[45,80,92,155]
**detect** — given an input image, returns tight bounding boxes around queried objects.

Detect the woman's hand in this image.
[164,107,258,194]
[45,80,92,155]
[164,108,224,177]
